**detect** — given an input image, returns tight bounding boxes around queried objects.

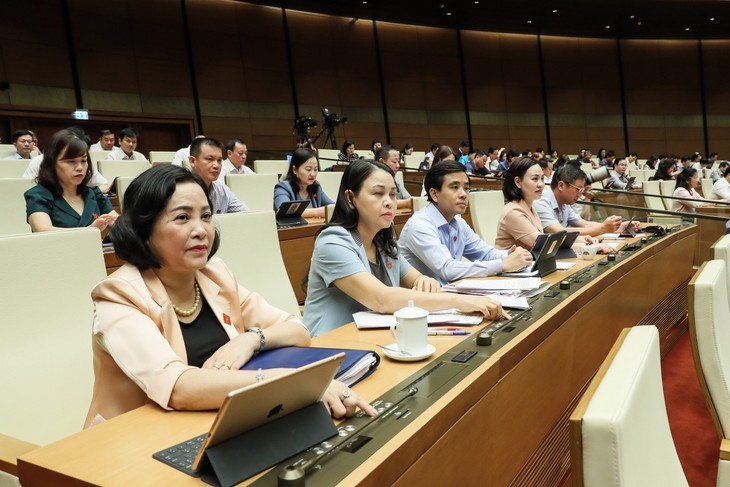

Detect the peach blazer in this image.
[84,257,305,427]
[495,200,544,250]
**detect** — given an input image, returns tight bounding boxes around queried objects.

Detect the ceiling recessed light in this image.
[474,0,479,4]
[685,27,690,31]
[447,12,452,15]
[637,21,642,25]
[630,15,635,19]
[527,20,532,24]
[710,17,715,21]
[440,4,445,8]
[605,25,611,29]
[552,9,558,13]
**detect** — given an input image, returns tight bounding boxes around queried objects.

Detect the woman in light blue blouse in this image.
[304,160,505,336]
[274,148,334,218]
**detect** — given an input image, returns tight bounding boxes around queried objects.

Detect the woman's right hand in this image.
[455,295,510,321]
[90,213,117,231]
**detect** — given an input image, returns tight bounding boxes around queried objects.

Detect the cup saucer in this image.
[381,343,436,362]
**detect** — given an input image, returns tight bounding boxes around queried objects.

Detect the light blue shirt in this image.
[304,226,410,337]
[533,188,581,229]
[398,203,508,284]
[210,180,247,214]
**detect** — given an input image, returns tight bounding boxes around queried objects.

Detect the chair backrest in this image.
[411,196,428,212]
[253,160,289,178]
[659,180,676,210]
[713,234,730,273]
[213,211,301,318]
[97,160,151,181]
[148,151,177,164]
[0,160,30,178]
[403,154,423,170]
[0,178,34,236]
[570,326,688,487]
[643,180,667,212]
[0,148,16,159]
[689,260,730,441]
[88,151,110,173]
[0,228,106,445]
[705,168,715,179]
[115,176,137,211]
[702,178,714,199]
[580,162,593,174]
[315,172,343,201]
[629,167,646,183]
[468,190,505,245]
[317,150,340,171]
[225,174,278,212]
[324,203,336,222]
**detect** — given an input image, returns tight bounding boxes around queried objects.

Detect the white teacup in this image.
[581,244,598,260]
[390,300,429,355]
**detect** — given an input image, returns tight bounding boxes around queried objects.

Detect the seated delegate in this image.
[709,166,730,201]
[398,161,532,284]
[672,168,710,214]
[304,160,507,337]
[25,129,117,232]
[85,165,374,427]
[533,165,636,244]
[495,156,546,250]
[274,148,334,219]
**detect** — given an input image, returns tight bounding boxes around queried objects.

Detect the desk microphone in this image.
[277,387,419,486]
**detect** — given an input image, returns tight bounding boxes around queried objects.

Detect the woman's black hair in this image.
[285,147,320,198]
[327,159,398,259]
[340,140,354,154]
[503,156,540,202]
[675,167,697,190]
[37,129,92,198]
[110,165,220,270]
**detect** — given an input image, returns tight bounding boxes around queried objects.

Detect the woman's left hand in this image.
[202,332,260,371]
[411,275,440,293]
[322,381,378,419]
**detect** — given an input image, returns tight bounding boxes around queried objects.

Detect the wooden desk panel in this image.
[19,226,697,487]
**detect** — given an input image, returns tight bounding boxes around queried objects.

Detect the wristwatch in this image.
[246,327,266,354]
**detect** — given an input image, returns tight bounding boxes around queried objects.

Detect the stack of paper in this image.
[353,309,484,329]
[438,278,544,310]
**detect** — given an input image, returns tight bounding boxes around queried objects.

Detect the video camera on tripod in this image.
[292,109,349,150]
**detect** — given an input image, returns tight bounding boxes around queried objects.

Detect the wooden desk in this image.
[18,226,697,487]
[696,205,730,265]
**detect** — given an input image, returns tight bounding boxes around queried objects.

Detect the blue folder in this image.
[241,346,380,387]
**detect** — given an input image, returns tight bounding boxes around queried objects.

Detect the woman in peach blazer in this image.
[85,165,375,427]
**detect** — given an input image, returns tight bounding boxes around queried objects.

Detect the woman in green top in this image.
[25,129,117,232]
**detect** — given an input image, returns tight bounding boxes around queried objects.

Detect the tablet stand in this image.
[199,402,337,487]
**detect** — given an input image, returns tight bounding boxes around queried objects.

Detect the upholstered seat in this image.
[468,190,504,246]
[213,211,301,318]
[225,173,278,211]
[570,326,688,486]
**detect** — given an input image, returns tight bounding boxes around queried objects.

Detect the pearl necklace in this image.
[171,281,201,317]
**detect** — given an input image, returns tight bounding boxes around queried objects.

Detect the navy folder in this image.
[241,346,381,387]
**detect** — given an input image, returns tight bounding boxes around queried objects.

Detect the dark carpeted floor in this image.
[662,330,720,487]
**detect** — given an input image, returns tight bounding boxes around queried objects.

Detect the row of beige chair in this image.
[571,234,730,486]
[0,228,107,487]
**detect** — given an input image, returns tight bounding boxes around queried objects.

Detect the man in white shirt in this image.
[220,138,254,177]
[107,128,148,161]
[5,129,33,159]
[188,137,247,214]
[398,160,532,284]
[172,135,206,170]
[709,166,730,201]
[534,164,634,238]
[89,129,115,151]
[606,158,640,190]
[487,146,501,172]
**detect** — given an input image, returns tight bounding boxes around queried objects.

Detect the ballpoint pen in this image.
[428,330,470,336]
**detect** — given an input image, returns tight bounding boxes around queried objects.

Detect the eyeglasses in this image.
[568,183,586,194]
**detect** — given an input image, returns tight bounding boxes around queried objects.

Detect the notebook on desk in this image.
[275,199,310,228]
[501,231,567,278]
[153,353,343,486]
